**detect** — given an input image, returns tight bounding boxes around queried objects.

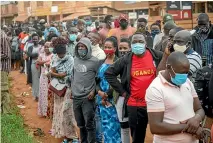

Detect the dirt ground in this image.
[9,70,153,143]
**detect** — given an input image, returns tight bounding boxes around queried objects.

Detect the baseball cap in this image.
[119,14,129,22]
[163,13,174,23]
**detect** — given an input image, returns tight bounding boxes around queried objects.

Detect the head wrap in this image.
[49,27,60,36]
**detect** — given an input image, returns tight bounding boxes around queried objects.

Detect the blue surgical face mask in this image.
[131,43,146,55]
[86,20,92,26]
[151,30,160,38]
[78,49,87,57]
[69,34,77,42]
[49,47,54,53]
[170,66,188,85]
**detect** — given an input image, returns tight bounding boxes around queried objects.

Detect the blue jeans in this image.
[95,105,102,143]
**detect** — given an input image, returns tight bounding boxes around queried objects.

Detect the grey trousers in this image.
[73,98,96,143]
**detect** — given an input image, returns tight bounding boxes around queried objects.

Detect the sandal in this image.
[33,128,45,137]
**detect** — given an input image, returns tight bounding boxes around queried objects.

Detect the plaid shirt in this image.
[1,31,11,72]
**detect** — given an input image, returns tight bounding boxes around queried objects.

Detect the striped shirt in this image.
[1,31,11,72]
[201,39,213,65]
[186,50,202,80]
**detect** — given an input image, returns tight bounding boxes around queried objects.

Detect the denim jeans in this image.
[73,98,96,143]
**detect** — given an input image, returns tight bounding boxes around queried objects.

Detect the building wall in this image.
[1,3,18,25]
[17,1,113,22]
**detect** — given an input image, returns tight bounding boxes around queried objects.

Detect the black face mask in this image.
[120,21,128,29]
[33,41,38,45]
[118,51,129,57]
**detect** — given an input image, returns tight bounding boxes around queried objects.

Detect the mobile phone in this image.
[169,43,174,53]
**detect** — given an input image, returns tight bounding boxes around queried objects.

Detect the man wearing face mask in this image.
[146,52,205,143]
[136,18,153,48]
[85,16,93,33]
[105,34,162,143]
[155,21,177,52]
[173,30,202,80]
[72,37,100,143]
[108,14,136,44]
[191,13,213,66]
[67,27,78,57]
[87,32,106,60]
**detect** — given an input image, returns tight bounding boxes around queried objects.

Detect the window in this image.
[37,1,43,7]
[24,2,30,8]
[197,2,205,13]
[52,1,65,5]
[207,2,213,13]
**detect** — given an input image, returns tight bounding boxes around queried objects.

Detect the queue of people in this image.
[1,12,213,143]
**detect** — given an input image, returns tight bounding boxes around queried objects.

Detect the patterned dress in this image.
[50,54,77,139]
[96,63,121,143]
[38,53,53,116]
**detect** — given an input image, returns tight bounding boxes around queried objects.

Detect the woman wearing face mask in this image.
[37,42,53,117]
[96,36,121,143]
[49,37,78,142]
[27,33,42,101]
[150,22,161,40]
[118,38,131,58]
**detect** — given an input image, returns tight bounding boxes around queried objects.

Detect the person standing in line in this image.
[87,32,106,60]
[19,27,29,73]
[108,14,136,44]
[1,30,11,113]
[172,30,202,81]
[72,37,100,143]
[37,42,53,117]
[11,29,21,70]
[50,37,78,142]
[67,27,78,57]
[27,33,42,101]
[136,18,153,48]
[191,13,213,65]
[105,33,163,143]
[150,21,161,41]
[95,37,121,143]
[99,15,114,44]
[145,52,205,143]
[154,21,177,52]
[116,37,131,143]
[153,14,174,48]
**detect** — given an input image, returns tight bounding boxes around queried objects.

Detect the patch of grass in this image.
[1,108,35,143]
[1,76,35,143]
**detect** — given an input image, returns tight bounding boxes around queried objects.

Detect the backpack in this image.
[194,65,213,117]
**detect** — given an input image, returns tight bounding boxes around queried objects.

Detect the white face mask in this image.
[111,22,115,28]
[173,44,187,53]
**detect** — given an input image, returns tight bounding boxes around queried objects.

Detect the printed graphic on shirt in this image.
[74,64,87,72]
[132,69,155,77]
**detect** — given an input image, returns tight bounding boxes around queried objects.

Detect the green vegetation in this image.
[1,77,35,143]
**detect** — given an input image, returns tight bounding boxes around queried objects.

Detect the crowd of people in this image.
[1,12,213,143]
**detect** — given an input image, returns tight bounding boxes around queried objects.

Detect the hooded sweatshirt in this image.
[71,37,100,99]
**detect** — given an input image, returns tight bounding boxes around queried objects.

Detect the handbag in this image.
[49,78,67,97]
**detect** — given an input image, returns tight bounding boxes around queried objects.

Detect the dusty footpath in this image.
[9,70,153,143]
